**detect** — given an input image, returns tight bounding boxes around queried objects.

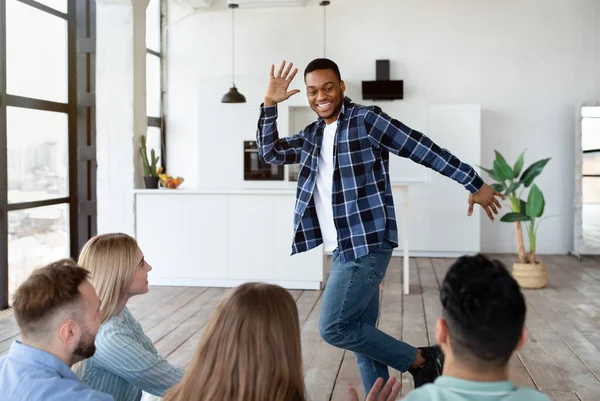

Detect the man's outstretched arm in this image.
[364,106,505,221]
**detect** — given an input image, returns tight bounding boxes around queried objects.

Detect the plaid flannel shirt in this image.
[256,97,484,263]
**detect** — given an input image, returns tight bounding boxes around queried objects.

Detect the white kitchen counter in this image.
[134,189,324,290]
[133,188,297,195]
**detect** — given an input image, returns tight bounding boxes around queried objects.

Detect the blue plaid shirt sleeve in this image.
[256,104,304,165]
[363,106,484,194]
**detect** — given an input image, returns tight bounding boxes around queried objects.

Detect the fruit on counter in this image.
[159,173,184,189]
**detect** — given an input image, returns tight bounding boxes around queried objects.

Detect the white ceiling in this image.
[178,0,308,9]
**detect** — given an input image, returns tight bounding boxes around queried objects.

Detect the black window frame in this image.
[146,0,166,171]
[0,0,97,309]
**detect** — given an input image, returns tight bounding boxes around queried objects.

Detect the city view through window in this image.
[5,1,70,302]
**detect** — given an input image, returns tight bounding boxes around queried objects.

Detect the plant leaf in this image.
[491,183,506,192]
[520,158,551,187]
[513,150,525,178]
[479,166,498,181]
[500,212,530,222]
[526,184,545,218]
[493,159,514,181]
[505,182,520,196]
[495,150,507,164]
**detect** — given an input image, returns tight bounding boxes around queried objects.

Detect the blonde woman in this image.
[75,233,184,401]
[163,282,401,401]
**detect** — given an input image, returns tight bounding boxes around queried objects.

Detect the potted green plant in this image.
[481,151,551,288]
[140,135,160,189]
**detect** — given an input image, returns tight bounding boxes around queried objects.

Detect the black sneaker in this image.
[408,345,444,388]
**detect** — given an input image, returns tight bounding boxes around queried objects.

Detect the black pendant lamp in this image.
[320,1,330,57]
[222,3,246,103]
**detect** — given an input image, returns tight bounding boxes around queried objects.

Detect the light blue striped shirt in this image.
[79,307,185,401]
[0,341,114,401]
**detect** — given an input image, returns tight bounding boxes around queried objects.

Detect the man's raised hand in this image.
[264,60,301,106]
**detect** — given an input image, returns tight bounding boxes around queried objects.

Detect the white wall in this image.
[96,0,148,236]
[165,0,600,254]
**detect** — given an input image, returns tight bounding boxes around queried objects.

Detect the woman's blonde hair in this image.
[77,233,140,324]
[164,282,306,401]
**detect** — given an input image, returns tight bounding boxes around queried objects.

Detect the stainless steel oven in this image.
[244,140,284,181]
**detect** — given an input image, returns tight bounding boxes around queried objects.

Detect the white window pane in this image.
[583,177,600,204]
[7,107,69,204]
[582,118,600,151]
[582,107,600,118]
[146,127,162,171]
[7,1,68,102]
[582,152,600,175]
[33,0,68,13]
[146,0,161,52]
[147,54,161,117]
[8,204,70,304]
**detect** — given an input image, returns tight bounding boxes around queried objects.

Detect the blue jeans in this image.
[318,240,418,393]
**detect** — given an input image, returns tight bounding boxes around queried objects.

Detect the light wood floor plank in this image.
[1,255,598,400]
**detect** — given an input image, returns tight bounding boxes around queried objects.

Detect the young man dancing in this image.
[256,58,505,392]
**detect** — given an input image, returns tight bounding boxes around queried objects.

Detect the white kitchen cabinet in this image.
[272,194,323,283]
[226,195,276,281]
[135,193,228,284]
[134,190,324,290]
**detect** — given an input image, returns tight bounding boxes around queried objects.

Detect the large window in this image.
[0,0,96,308]
[146,0,164,171]
[581,107,600,251]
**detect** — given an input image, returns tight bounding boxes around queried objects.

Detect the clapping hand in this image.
[348,377,402,401]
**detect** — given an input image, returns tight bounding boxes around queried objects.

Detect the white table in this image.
[392,185,410,295]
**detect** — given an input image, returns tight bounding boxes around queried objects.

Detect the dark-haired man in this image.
[256,58,505,392]
[403,254,550,400]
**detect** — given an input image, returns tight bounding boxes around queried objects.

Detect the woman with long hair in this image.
[163,282,401,401]
[75,233,184,401]
[164,282,304,401]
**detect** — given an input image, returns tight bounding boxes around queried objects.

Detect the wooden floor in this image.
[2,254,600,400]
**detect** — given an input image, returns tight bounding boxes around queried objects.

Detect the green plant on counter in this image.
[140,134,159,177]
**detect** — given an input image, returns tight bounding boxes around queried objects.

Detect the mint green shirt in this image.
[402,377,551,401]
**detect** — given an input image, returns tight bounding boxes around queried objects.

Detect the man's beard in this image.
[72,327,96,364]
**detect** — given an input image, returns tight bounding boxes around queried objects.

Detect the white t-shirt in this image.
[314,120,339,252]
